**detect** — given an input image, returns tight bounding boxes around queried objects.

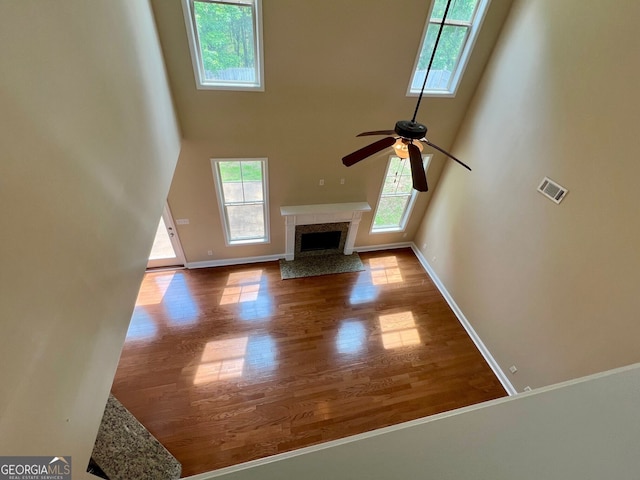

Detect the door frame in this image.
[147,203,186,269]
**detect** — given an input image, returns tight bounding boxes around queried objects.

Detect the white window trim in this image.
[407,0,491,98]
[211,158,270,246]
[371,154,432,234]
[181,0,265,91]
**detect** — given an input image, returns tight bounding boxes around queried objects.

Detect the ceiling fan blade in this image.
[423,139,472,171]
[342,136,396,167]
[357,130,396,137]
[408,143,428,192]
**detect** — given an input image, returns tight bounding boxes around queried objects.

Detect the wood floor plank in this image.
[111,248,506,476]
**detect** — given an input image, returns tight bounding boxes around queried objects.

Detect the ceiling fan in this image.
[341,0,471,192]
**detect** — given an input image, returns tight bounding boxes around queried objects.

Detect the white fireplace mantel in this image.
[280,202,371,261]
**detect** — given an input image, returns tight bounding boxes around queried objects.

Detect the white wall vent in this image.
[537,177,568,204]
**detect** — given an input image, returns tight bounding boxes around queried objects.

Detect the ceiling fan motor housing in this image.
[395,120,427,139]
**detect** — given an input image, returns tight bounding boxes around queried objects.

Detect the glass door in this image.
[147,204,185,269]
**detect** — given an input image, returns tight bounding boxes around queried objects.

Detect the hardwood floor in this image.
[111,248,506,476]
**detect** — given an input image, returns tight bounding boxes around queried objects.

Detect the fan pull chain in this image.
[411,0,453,123]
[393,157,407,183]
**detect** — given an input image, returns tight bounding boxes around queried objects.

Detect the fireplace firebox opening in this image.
[300,231,341,252]
[294,222,349,258]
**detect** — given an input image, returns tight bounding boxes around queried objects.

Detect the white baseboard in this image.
[410,244,517,396]
[186,243,413,269]
[354,241,413,253]
[186,254,284,269]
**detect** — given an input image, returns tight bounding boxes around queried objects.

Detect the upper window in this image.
[371,155,431,233]
[211,158,269,245]
[182,0,264,91]
[408,0,489,97]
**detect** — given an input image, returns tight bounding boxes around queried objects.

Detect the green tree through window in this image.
[372,155,431,233]
[410,0,486,95]
[194,2,255,80]
[183,0,263,89]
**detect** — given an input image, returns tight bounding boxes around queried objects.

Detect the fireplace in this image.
[301,231,340,251]
[295,222,349,257]
[280,202,371,261]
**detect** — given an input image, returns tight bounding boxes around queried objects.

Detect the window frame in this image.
[181,0,265,91]
[371,154,432,234]
[407,0,491,97]
[211,158,270,246]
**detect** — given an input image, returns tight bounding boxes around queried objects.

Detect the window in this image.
[408,0,489,96]
[182,0,264,90]
[371,155,431,233]
[212,158,269,244]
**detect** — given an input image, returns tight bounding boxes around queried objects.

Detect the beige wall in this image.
[151,0,513,263]
[0,0,180,472]
[415,0,640,389]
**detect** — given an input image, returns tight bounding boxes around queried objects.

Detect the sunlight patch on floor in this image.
[194,336,249,384]
[368,256,403,285]
[135,272,175,306]
[378,311,421,349]
[220,270,263,305]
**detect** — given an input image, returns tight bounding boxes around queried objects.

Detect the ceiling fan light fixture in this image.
[393,138,423,159]
[340,0,471,189]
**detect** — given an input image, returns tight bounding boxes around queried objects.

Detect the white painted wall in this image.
[0,0,180,474]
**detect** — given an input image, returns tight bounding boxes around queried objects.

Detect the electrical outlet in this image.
[319,179,324,186]
[207,250,213,256]
[509,365,518,374]
[340,178,345,185]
